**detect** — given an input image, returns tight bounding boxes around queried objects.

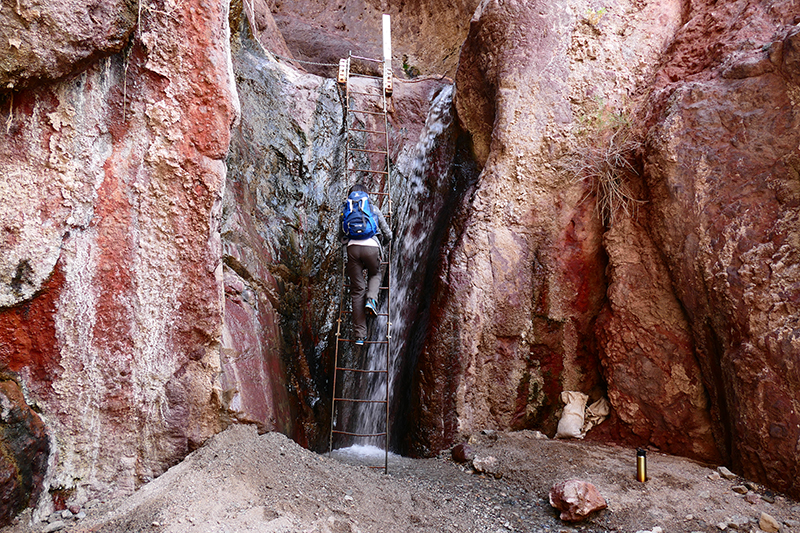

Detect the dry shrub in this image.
[568,102,644,227]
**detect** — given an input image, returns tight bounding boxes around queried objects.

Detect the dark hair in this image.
[348,184,368,195]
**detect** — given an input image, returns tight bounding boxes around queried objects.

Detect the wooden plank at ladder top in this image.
[338,58,349,85]
[383,14,392,96]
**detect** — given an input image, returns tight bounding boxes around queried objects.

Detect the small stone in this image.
[43,521,66,533]
[344,495,354,502]
[785,519,800,528]
[473,455,499,476]
[716,522,728,530]
[718,466,737,480]
[60,510,73,519]
[759,512,780,533]
[761,491,776,504]
[708,472,722,481]
[745,493,760,504]
[152,522,161,527]
[76,511,86,520]
[451,443,475,463]
[68,505,80,515]
[727,514,750,530]
[731,485,748,494]
[744,481,760,491]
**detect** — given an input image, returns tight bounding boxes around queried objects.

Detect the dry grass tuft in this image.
[567,101,644,227]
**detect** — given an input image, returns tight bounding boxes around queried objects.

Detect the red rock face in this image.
[596,218,719,462]
[0,0,136,89]
[220,177,295,438]
[642,1,800,496]
[0,375,49,525]
[270,0,480,78]
[430,0,800,499]
[0,0,237,517]
[421,0,685,456]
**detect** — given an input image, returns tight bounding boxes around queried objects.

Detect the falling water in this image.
[347,84,456,449]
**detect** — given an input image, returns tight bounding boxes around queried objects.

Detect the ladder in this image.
[328,23,393,473]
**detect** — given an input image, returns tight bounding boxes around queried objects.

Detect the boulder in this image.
[549,479,607,522]
[758,512,780,533]
[472,455,499,477]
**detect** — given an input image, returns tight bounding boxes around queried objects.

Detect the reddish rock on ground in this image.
[549,479,608,522]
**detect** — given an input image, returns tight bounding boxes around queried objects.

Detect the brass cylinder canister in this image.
[636,448,647,482]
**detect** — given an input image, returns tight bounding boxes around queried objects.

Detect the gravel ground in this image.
[3,424,799,533]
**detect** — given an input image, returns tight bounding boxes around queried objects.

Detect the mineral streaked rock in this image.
[0,0,238,516]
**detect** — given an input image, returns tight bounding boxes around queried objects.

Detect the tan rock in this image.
[759,512,780,533]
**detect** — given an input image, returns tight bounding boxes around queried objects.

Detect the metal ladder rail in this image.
[329,52,393,473]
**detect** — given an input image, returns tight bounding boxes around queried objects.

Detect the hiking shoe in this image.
[365,298,378,318]
[355,337,365,346]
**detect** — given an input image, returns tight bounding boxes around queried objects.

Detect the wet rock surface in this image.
[0,376,48,526]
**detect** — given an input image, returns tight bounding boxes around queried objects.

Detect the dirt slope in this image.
[3,425,799,533]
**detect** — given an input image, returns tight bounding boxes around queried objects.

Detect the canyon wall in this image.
[1,0,799,522]
[414,0,800,498]
[641,0,800,497]
[0,0,237,520]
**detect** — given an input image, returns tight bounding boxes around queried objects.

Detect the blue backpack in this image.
[341,190,378,239]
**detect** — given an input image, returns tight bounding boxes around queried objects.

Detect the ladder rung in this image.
[350,73,383,79]
[348,169,389,175]
[349,127,387,134]
[349,148,388,155]
[349,109,385,116]
[332,430,388,437]
[333,398,388,404]
[350,54,383,63]
[338,338,389,345]
[335,367,388,374]
[338,310,391,318]
[349,91,382,97]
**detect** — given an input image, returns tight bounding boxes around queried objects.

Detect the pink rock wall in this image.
[0,0,237,518]
[642,0,800,496]
[422,0,800,499]
[421,0,694,457]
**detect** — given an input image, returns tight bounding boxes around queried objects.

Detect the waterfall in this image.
[345,84,456,450]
